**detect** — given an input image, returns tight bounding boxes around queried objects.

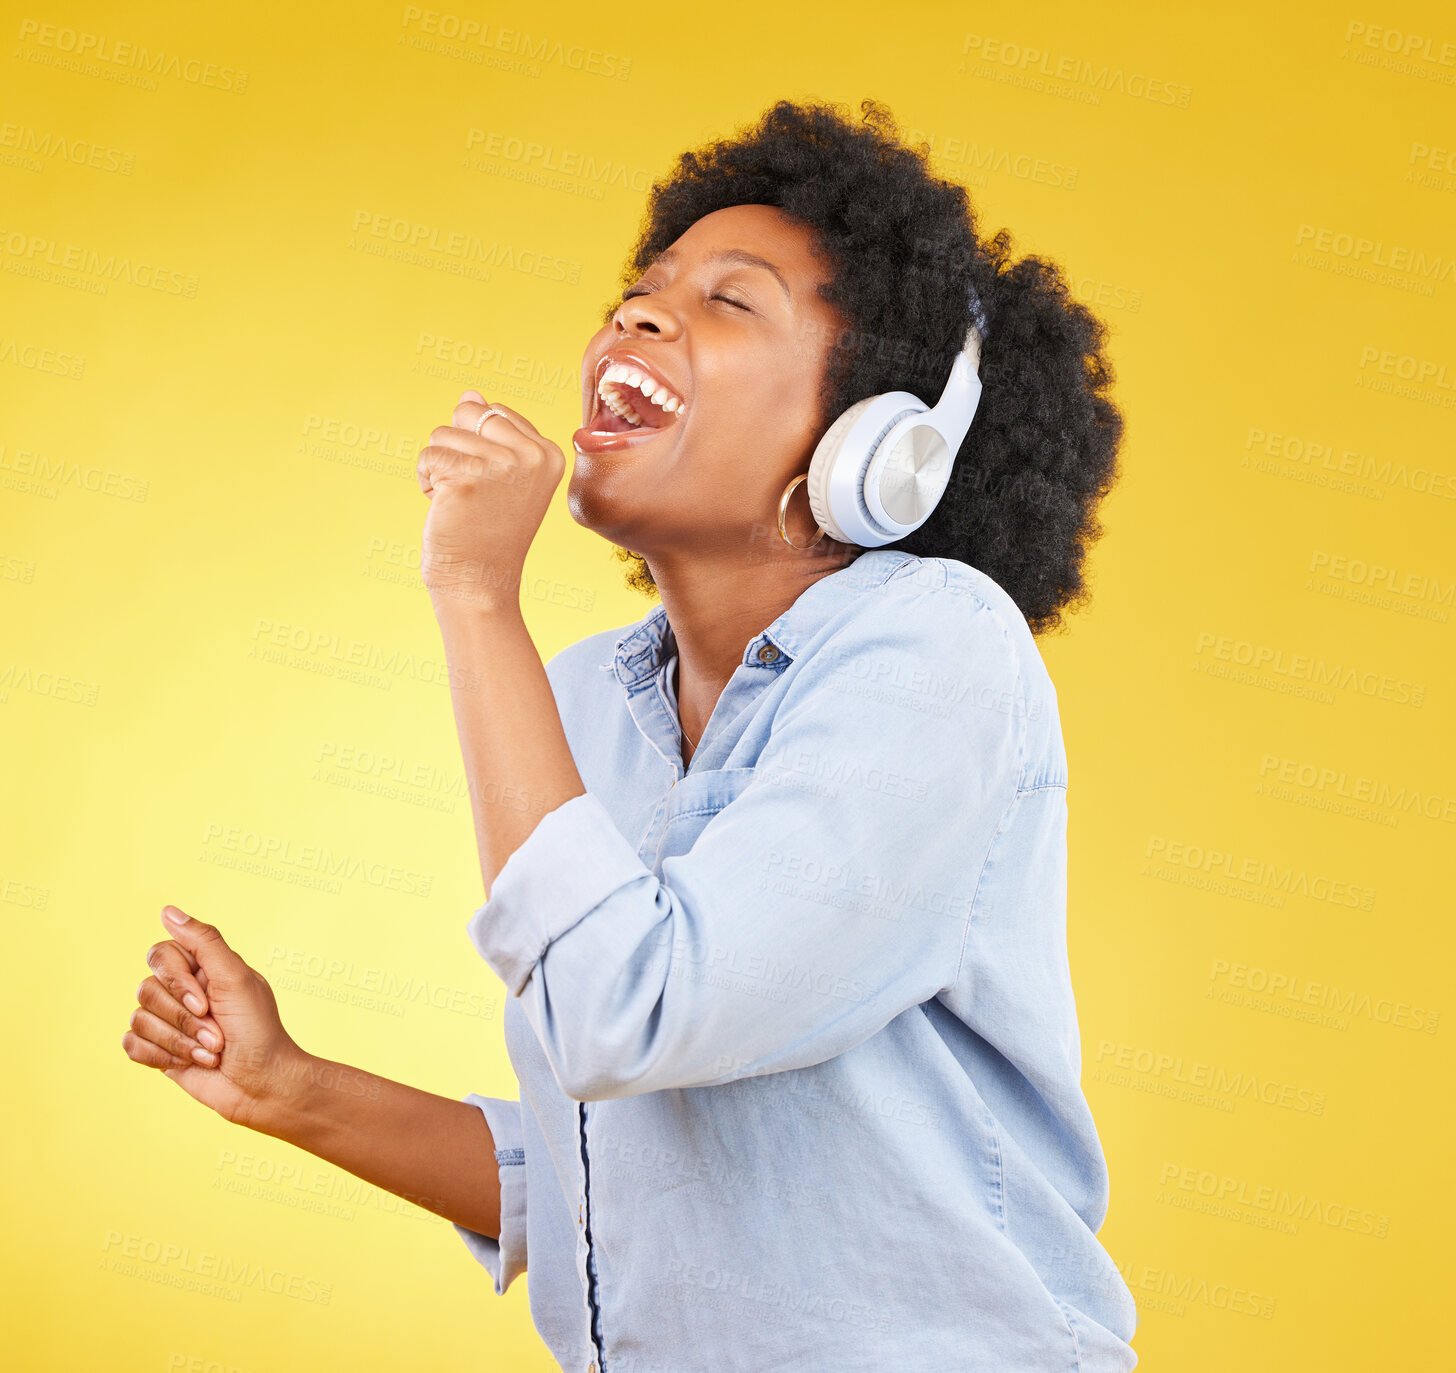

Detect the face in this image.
[568,203,851,565]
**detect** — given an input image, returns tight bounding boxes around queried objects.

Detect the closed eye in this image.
[620,287,752,312]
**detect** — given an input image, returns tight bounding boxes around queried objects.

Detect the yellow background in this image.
[3,1,1453,1368]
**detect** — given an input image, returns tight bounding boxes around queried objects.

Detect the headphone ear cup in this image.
[806,396,880,545]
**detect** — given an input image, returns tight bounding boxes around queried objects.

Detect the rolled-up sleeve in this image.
[466,584,1028,1102]
[451,1093,528,1295]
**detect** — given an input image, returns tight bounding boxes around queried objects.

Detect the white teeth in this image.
[596,362,686,423]
[600,388,644,426]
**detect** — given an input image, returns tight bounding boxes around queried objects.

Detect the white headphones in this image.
[803,287,988,549]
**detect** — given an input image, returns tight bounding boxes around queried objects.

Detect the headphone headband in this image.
[967,281,988,343]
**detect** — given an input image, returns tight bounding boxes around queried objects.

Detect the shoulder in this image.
[792,555,1063,786]
[814,554,1049,695]
[902,557,1065,788]
[541,632,637,737]
[538,621,644,763]
[905,556,1056,698]
[543,623,627,685]
[542,604,666,701]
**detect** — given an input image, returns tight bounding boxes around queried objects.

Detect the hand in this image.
[416,390,565,610]
[122,906,310,1131]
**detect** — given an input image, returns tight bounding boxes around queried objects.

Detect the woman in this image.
[125,99,1134,1370]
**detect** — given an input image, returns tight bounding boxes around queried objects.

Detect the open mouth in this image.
[587,361,687,435]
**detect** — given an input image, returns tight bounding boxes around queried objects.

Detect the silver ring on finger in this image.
[474,405,510,436]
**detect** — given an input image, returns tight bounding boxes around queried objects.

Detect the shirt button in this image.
[757,644,780,663]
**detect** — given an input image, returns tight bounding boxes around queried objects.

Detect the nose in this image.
[614,292,681,339]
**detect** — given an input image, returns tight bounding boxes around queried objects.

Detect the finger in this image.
[146,936,209,1017]
[130,1004,218,1065]
[159,921,201,972]
[158,907,245,987]
[457,393,538,439]
[430,416,533,466]
[137,976,224,1053]
[417,439,529,499]
[450,396,542,446]
[121,1024,200,1072]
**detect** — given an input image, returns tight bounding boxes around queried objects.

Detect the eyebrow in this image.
[654,245,792,301]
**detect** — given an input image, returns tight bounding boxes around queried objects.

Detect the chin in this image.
[565,472,647,546]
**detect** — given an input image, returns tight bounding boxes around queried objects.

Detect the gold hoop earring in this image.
[777,473,827,550]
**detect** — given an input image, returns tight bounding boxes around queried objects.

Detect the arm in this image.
[257,1067,528,1294]
[247,1054,505,1239]
[124,910,509,1241]
[416,390,586,900]
[434,599,586,899]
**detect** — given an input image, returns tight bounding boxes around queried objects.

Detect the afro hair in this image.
[600,96,1125,638]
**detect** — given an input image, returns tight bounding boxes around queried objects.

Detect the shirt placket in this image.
[576,622,788,1373]
[576,1101,606,1373]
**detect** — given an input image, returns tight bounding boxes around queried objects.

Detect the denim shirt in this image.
[452,549,1139,1373]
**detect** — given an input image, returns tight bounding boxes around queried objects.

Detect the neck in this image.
[649,545,861,748]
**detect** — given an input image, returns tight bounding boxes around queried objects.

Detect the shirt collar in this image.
[607,549,921,690]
